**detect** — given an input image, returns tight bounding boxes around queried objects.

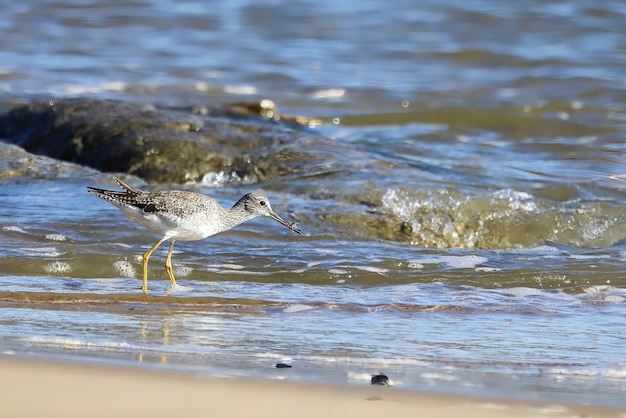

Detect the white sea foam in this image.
[112,260,136,278]
[223,84,257,95]
[583,285,616,293]
[211,264,244,270]
[24,247,62,257]
[20,336,132,350]
[354,266,389,274]
[348,371,395,387]
[63,81,126,95]
[43,261,71,274]
[217,268,268,276]
[570,100,584,110]
[546,368,599,377]
[603,295,625,303]
[475,267,500,272]
[170,284,193,293]
[415,255,488,269]
[347,372,375,382]
[602,369,626,378]
[45,233,67,241]
[313,248,339,255]
[201,171,241,187]
[307,355,424,367]
[421,373,460,382]
[89,278,131,290]
[311,88,345,99]
[505,287,543,297]
[528,244,561,253]
[4,225,28,234]
[194,81,212,92]
[491,189,537,212]
[254,353,278,359]
[173,265,193,278]
[569,254,611,260]
[283,304,315,313]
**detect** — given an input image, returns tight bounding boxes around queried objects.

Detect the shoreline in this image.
[1,355,623,418]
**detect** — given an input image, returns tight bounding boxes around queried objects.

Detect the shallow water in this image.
[1,0,626,407]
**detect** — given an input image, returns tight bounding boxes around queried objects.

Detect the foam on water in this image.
[14,335,135,351]
[43,261,71,274]
[170,283,193,293]
[347,371,378,382]
[583,285,617,293]
[112,260,136,278]
[283,304,315,313]
[328,268,349,275]
[412,255,488,269]
[87,278,136,292]
[63,81,126,95]
[603,295,625,303]
[23,247,63,257]
[475,267,501,272]
[504,287,544,297]
[210,264,244,270]
[200,171,241,187]
[223,84,257,95]
[45,233,67,241]
[172,265,193,278]
[491,189,538,212]
[111,242,133,250]
[354,266,389,274]
[3,225,28,234]
[569,254,611,260]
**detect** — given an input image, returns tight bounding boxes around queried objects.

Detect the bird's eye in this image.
[259,200,266,207]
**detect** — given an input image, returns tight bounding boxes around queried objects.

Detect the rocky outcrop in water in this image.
[5,98,614,250]
[0,98,324,183]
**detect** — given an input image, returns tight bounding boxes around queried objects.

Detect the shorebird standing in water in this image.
[87,177,301,294]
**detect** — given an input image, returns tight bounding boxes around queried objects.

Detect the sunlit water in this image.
[1,0,626,407]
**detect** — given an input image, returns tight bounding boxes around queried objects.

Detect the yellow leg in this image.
[164,240,177,288]
[142,236,168,294]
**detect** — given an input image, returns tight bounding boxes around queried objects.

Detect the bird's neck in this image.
[218,204,254,231]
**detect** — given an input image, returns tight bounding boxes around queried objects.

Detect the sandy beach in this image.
[1,355,622,418]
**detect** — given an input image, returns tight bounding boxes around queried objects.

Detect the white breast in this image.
[119,205,225,241]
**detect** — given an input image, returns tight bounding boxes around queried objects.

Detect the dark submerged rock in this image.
[275,363,293,368]
[0,98,323,183]
[370,374,391,386]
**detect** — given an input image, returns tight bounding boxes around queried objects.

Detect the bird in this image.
[87,176,301,294]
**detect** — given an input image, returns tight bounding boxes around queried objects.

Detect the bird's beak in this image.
[269,211,302,234]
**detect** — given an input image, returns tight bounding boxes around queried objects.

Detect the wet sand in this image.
[1,355,622,418]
